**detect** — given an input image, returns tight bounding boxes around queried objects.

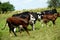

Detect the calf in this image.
[7,17,29,36]
[2,13,35,36]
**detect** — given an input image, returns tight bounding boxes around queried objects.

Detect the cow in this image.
[2,13,35,36]
[29,12,41,30]
[12,11,41,31]
[40,13,60,27]
[37,9,59,27]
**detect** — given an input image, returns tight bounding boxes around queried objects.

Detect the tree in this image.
[0,2,1,4]
[0,2,15,13]
[0,2,2,13]
[47,0,60,8]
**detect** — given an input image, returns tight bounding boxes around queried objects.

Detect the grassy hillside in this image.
[0,8,60,40]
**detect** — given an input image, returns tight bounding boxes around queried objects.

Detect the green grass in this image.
[0,9,60,40]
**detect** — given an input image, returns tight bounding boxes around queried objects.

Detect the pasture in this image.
[0,8,60,40]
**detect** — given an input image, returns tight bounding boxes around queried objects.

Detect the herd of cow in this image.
[2,9,60,36]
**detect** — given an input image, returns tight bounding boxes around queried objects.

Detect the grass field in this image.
[0,9,60,40]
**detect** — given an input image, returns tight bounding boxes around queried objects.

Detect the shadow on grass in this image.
[16,28,40,32]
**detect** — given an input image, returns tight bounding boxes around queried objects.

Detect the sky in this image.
[0,0,48,10]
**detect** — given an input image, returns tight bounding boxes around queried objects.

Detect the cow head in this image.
[37,12,42,21]
[29,14,35,23]
[30,14,35,21]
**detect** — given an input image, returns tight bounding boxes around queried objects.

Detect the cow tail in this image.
[1,22,7,30]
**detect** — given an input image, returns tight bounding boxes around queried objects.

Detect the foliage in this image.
[47,0,60,8]
[0,2,15,14]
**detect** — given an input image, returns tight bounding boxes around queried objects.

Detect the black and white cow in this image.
[12,11,41,31]
[29,12,41,30]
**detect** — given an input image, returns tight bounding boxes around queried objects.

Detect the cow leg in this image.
[14,28,16,32]
[18,25,23,33]
[9,28,12,37]
[52,20,56,27]
[23,27,30,36]
[52,20,55,25]
[30,20,35,31]
[11,28,17,36]
[32,24,35,31]
[9,28,17,37]
[7,21,17,36]
[41,23,44,27]
[40,20,44,27]
[30,24,35,31]
[9,25,17,36]
[46,23,49,27]
[18,27,21,33]
[8,23,13,37]
[44,21,49,27]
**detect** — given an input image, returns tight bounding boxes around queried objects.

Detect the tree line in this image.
[0,0,60,14]
[47,0,60,8]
